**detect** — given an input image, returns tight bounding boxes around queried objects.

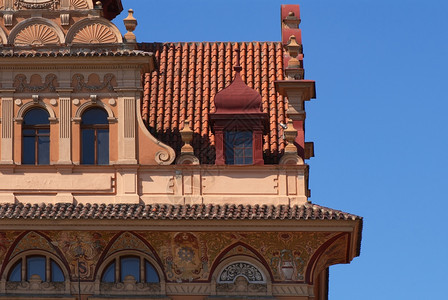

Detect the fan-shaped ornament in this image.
[14,24,59,46]
[72,23,118,44]
[70,0,88,9]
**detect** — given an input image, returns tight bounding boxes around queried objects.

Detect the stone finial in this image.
[285,35,304,80]
[176,120,199,165]
[284,118,298,153]
[123,9,138,43]
[180,120,194,154]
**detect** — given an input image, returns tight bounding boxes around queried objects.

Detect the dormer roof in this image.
[213,66,263,115]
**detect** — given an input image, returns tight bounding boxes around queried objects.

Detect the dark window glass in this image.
[51,260,64,282]
[145,260,159,283]
[102,262,115,283]
[81,108,109,165]
[121,257,140,282]
[27,256,46,281]
[22,108,50,165]
[8,261,21,282]
[101,257,160,284]
[225,131,253,165]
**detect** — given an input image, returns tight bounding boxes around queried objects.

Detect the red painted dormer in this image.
[209,65,268,165]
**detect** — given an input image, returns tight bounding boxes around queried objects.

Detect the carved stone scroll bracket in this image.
[3,13,13,27]
[136,97,176,165]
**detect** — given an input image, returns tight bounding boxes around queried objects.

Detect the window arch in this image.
[101,255,159,284]
[81,107,109,165]
[7,254,65,283]
[96,252,164,296]
[22,108,50,165]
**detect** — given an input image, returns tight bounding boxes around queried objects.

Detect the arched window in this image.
[22,108,50,165]
[7,255,65,283]
[101,255,159,283]
[81,108,109,165]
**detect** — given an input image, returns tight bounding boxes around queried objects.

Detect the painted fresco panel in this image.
[0,230,341,284]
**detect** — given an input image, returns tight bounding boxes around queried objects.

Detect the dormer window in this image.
[209,64,268,165]
[225,131,253,165]
[22,108,50,165]
[81,108,109,165]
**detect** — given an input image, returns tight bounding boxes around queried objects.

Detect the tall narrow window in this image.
[225,131,253,165]
[22,108,50,165]
[81,108,109,165]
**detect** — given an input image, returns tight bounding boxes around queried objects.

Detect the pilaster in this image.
[1,92,14,164]
[58,90,72,164]
[117,90,138,165]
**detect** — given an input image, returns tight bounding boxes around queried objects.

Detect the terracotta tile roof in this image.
[139,42,287,164]
[0,49,152,58]
[0,203,361,221]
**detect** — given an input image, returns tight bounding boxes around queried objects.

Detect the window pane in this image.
[102,262,115,283]
[97,129,109,165]
[81,129,95,164]
[8,261,22,282]
[23,109,49,125]
[145,260,159,283]
[225,131,253,165]
[38,135,50,165]
[121,257,140,282]
[27,256,46,281]
[51,260,64,282]
[82,108,108,125]
[23,136,36,165]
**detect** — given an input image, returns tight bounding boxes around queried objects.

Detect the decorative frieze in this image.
[14,74,58,93]
[14,0,60,10]
[73,74,115,92]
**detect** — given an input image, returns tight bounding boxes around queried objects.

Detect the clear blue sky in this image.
[116,1,448,299]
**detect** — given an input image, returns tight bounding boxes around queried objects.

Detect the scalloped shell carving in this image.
[14,24,60,46]
[72,23,118,44]
[70,0,89,9]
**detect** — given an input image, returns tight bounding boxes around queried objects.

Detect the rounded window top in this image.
[81,108,108,125]
[23,108,49,125]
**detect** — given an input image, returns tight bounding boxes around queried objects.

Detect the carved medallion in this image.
[72,23,118,44]
[14,24,59,46]
[15,0,60,10]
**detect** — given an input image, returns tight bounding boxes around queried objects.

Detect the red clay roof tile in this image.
[139,42,286,164]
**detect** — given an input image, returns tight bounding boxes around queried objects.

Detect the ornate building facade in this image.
[0,1,362,299]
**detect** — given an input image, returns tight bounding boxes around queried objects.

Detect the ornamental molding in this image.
[8,18,65,45]
[14,23,60,46]
[100,279,161,295]
[70,0,90,9]
[14,0,60,10]
[14,74,58,93]
[16,98,57,121]
[6,278,65,293]
[73,98,115,123]
[0,27,7,44]
[218,262,265,283]
[66,18,123,45]
[72,73,115,92]
[72,23,118,44]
